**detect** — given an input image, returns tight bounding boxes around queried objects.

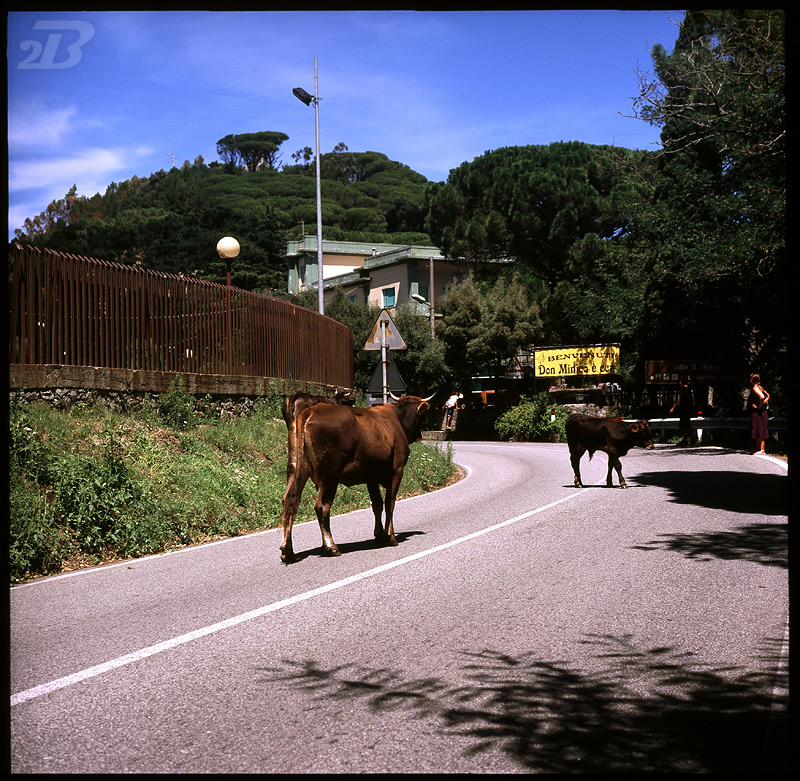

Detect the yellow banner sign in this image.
[535,344,620,377]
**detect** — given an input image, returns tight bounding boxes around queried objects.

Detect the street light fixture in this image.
[294,58,324,315]
[411,293,435,340]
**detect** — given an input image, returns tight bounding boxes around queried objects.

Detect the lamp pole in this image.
[428,255,435,339]
[217,236,240,375]
[294,59,324,315]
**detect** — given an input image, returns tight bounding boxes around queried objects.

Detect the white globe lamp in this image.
[216,236,240,259]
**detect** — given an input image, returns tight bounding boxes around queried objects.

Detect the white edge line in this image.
[10,489,581,707]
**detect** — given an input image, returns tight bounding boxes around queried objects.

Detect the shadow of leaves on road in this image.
[263,634,788,773]
[632,522,787,568]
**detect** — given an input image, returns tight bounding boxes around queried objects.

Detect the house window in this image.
[382,287,396,307]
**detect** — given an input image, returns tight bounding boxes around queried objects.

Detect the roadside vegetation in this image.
[9,388,456,585]
[494,394,572,443]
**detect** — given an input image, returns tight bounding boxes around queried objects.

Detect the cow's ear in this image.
[417,401,431,414]
[630,423,640,433]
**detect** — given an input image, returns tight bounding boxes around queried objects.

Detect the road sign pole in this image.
[381,320,388,404]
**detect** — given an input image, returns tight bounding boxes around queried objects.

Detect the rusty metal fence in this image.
[9,244,353,391]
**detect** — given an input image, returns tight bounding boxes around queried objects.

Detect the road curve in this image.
[10,442,789,773]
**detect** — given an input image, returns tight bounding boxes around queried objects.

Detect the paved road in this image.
[10,443,789,773]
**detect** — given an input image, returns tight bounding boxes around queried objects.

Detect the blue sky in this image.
[7,9,684,240]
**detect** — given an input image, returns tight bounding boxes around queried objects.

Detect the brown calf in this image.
[566,414,653,489]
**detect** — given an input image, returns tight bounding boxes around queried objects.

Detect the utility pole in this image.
[429,256,435,339]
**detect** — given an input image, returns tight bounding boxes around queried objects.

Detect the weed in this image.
[158,374,197,429]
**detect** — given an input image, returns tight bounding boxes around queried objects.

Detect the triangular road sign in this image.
[363,308,407,350]
[504,355,523,379]
[366,353,407,394]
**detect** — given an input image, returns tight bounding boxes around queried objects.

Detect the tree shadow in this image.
[634,469,788,516]
[260,633,789,773]
[632,522,787,568]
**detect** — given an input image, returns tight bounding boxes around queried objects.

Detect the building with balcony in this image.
[285,237,470,315]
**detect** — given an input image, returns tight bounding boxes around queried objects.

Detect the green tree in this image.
[425,142,647,287]
[438,272,542,390]
[14,184,80,240]
[424,142,655,348]
[632,9,786,389]
[216,131,290,171]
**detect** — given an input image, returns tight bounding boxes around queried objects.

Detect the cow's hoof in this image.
[324,545,341,557]
[619,483,628,489]
[280,549,295,564]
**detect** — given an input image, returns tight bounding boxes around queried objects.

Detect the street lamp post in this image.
[217,236,240,375]
[293,58,324,315]
[411,256,436,339]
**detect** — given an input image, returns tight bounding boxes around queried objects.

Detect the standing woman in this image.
[747,373,771,454]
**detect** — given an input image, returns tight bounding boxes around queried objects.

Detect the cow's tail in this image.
[282,414,307,518]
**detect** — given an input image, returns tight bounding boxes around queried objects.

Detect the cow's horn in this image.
[420,393,436,402]
[390,392,402,401]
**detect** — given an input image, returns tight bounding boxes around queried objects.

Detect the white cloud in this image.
[9,146,154,194]
[7,104,80,148]
[8,145,155,236]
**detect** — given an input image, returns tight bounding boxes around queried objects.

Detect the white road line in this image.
[10,490,584,708]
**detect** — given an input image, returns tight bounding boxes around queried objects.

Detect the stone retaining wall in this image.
[9,364,352,419]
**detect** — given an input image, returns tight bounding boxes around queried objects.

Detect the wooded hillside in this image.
[13,148,430,293]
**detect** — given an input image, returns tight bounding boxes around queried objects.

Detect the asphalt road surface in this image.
[10,442,789,773]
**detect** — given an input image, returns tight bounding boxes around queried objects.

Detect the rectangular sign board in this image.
[534,344,620,378]
[645,360,737,384]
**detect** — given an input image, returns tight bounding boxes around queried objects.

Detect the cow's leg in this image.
[606,453,627,488]
[381,473,403,546]
[280,465,309,563]
[367,482,386,541]
[569,446,586,487]
[315,481,341,556]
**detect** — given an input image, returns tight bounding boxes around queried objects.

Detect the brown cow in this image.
[279,394,432,563]
[566,414,653,489]
[282,391,355,482]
